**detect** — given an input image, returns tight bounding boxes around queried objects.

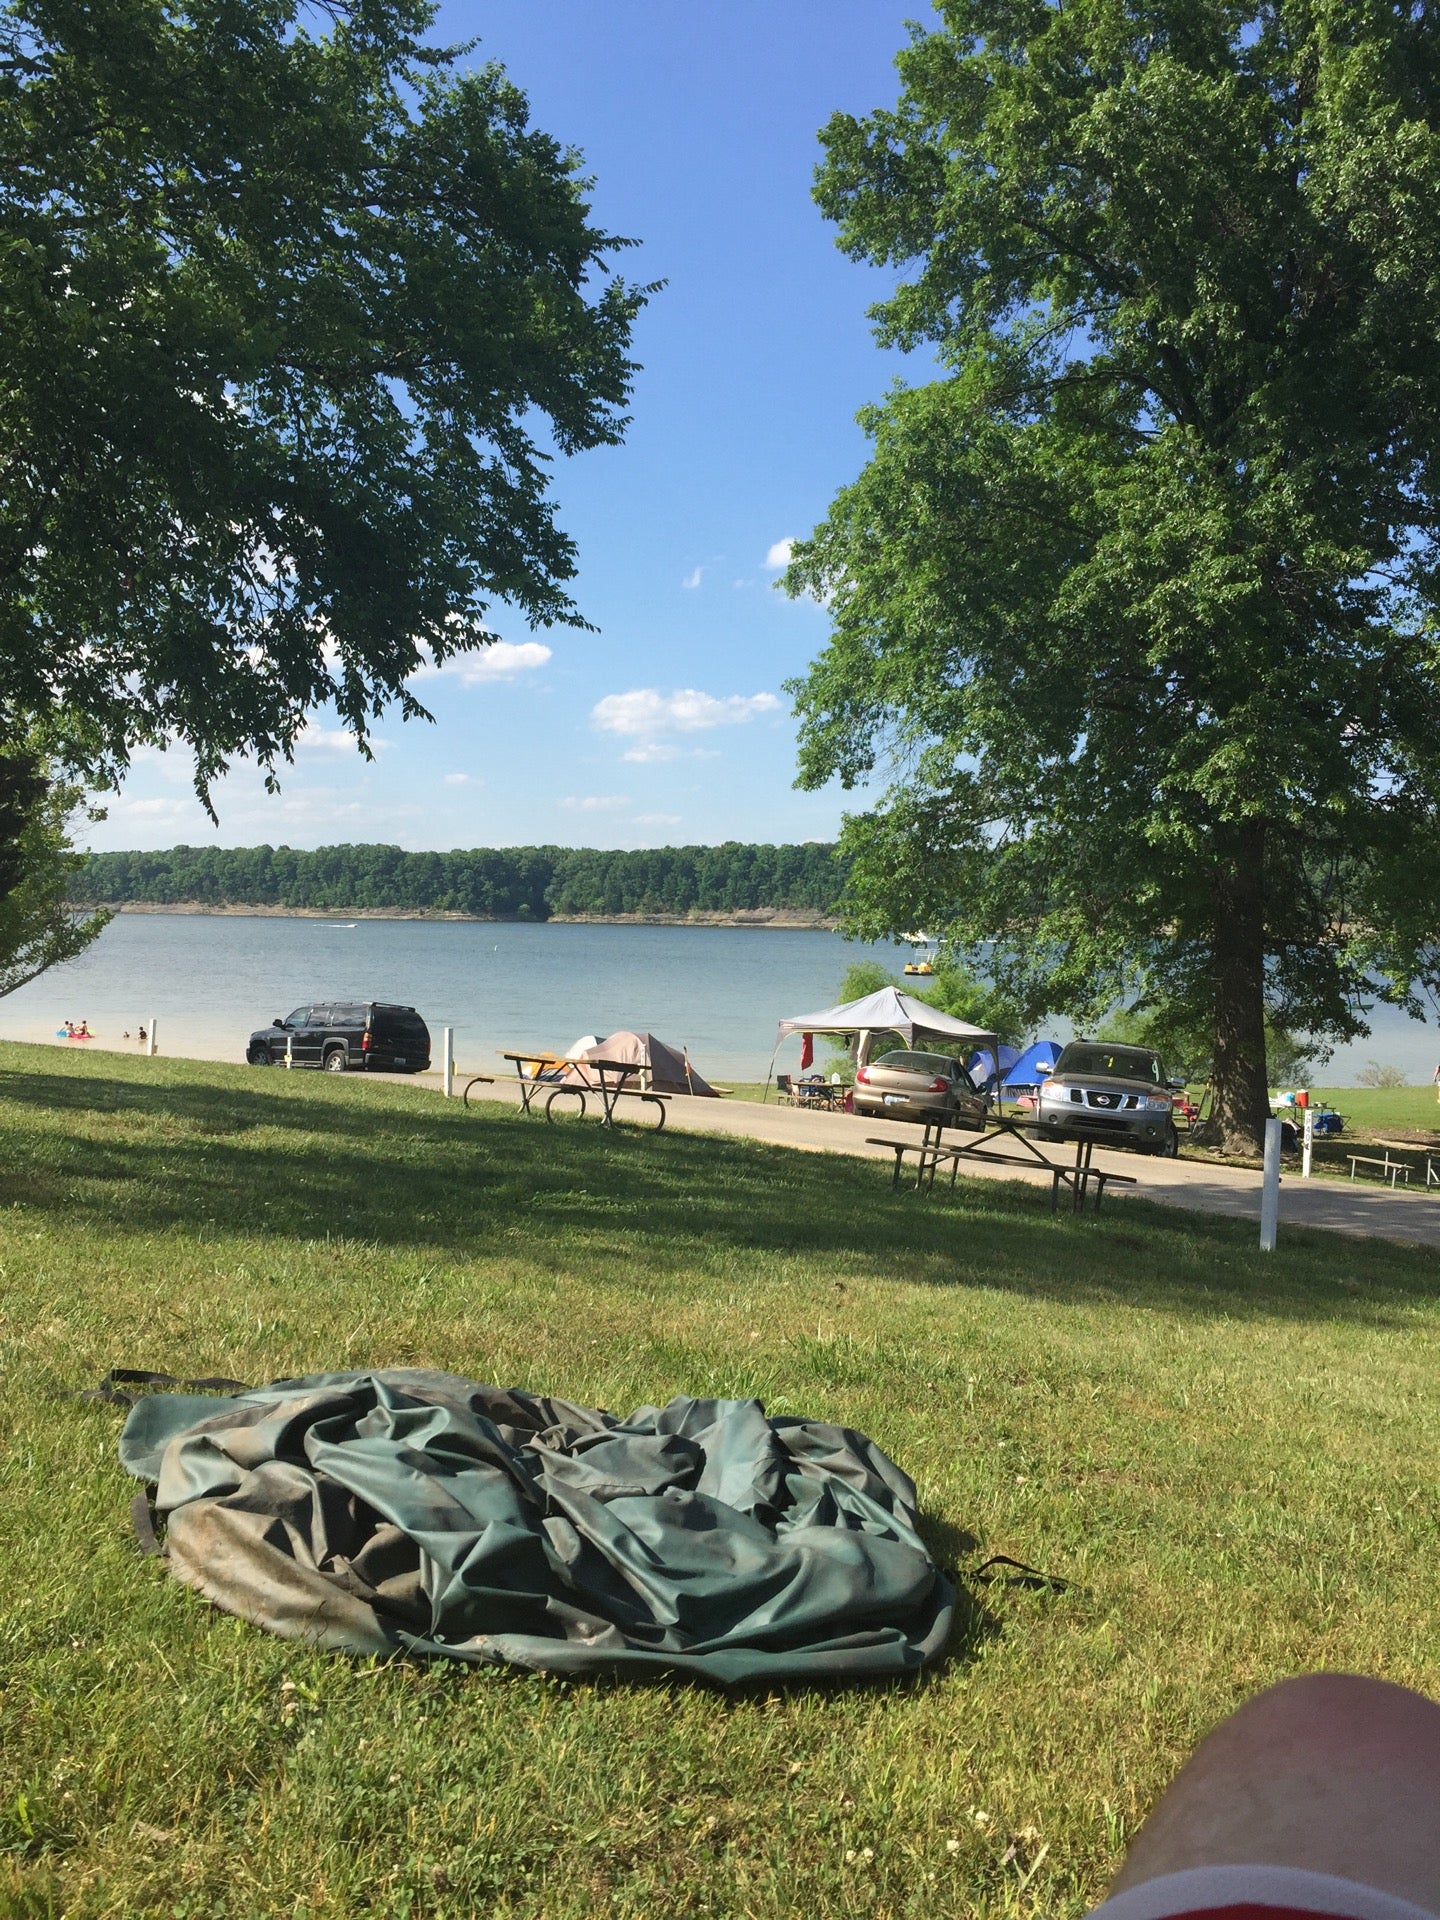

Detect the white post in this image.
[1302,1106,1314,1180]
[285,1031,293,1069]
[146,1018,157,1058]
[1260,1116,1282,1252]
[443,1027,454,1098]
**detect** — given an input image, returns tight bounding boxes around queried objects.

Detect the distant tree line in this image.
[69,844,848,919]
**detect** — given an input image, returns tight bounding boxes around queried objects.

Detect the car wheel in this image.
[247,1045,271,1066]
[1157,1125,1179,1158]
[323,1048,348,1074]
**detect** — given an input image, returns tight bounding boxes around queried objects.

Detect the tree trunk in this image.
[1209,827,1271,1156]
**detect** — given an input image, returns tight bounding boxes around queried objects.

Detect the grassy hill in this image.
[3,1043,1439,1918]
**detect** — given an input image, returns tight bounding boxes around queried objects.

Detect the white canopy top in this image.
[775,986,996,1049]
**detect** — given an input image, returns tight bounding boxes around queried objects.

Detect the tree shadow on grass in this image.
[0,1065,1435,1329]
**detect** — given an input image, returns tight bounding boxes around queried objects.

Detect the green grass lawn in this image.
[4,1043,1440,1919]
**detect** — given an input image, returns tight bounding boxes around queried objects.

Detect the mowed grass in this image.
[3,1045,1440,1920]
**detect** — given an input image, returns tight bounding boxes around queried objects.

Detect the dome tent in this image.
[563,1030,719,1098]
[1001,1039,1068,1089]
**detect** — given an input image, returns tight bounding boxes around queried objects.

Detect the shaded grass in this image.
[3,1043,1440,1918]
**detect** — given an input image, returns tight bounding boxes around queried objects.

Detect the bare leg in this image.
[1110,1675,1440,1915]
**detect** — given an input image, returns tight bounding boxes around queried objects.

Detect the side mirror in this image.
[1168,1078,1186,1091]
[273,1016,286,1028]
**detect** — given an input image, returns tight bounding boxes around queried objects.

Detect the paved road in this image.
[455,1070,1440,1251]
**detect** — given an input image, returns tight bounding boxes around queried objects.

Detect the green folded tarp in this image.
[119,1369,953,1686]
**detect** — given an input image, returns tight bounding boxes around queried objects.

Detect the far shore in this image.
[70,901,843,930]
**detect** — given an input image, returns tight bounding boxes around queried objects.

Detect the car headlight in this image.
[1144,1094,1171,1111]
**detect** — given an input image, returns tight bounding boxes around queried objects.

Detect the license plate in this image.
[884,1094,908,1105]
[394,1056,406,1065]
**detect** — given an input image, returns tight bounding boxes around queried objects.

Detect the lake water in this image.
[0,914,913,1081]
[4,911,1437,1085]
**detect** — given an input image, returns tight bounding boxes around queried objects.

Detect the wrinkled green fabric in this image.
[119,1370,953,1685]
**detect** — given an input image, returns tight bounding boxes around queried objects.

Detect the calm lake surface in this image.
[4,911,1436,1085]
[0,915,911,1081]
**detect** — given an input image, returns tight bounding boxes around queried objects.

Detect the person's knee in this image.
[1110,1673,1440,1909]
[1220,1673,1440,1773]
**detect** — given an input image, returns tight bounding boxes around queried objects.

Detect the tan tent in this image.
[563,1030,719,1097]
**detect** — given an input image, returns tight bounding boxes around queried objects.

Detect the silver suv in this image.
[1033,1042,1183,1157]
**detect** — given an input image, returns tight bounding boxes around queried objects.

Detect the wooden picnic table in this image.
[477,1052,670,1130]
[867,1112,1137,1214]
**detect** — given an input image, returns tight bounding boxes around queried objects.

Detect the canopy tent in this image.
[770,986,1000,1093]
[562,1030,719,1098]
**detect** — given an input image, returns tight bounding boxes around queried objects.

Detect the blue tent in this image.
[1001,1039,1067,1089]
[965,1044,1020,1090]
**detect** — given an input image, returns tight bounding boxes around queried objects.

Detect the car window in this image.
[877,1050,960,1076]
[331,1006,366,1028]
[306,1007,332,1028]
[283,1007,309,1029]
[1055,1044,1161,1084]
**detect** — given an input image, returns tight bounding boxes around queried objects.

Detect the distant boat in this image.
[329,923,358,930]
[902,932,937,976]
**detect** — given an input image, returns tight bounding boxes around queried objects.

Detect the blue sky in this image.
[89,2,930,854]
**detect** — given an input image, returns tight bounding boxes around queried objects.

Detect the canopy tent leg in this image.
[762,1039,783,1102]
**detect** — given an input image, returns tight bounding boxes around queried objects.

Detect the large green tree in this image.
[0,0,647,795]
[786,0,1440,1152]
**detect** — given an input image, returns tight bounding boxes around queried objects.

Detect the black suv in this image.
[246,1002,431,1074]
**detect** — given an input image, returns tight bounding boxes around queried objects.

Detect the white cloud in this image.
[462,639,552,681]
[592,688,781,738]
[111,797,192,822]
[682,566,704,590]
[633,812,682,828]
[621,742,682,764]
[764,537,796,570]
[443,773,473,787]
[295,724,367,755]
[559,794,631,812]
[415,639,553,684]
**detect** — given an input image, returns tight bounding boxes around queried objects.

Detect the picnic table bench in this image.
[868,1115,1137,1214]
[480,1052,671,1129]
[1348,1151,1412,1187]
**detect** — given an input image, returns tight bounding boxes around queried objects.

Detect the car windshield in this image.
[1056,1044,1162,1085]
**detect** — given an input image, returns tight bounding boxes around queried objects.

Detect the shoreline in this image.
[71,902,843,930]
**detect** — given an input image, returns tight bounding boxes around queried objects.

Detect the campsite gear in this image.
[562,1030,718,1097]
[771,986,999,1089]
[799,1031,814,1070]
[119,1370,953,1686]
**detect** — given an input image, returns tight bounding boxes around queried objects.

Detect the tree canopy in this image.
[0,0,647,795]
[786,0,1440,1150]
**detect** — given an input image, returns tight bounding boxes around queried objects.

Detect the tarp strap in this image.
[131,1490,163,1556]
[72,1368,251,1409]
[970,1554,1071,1594]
